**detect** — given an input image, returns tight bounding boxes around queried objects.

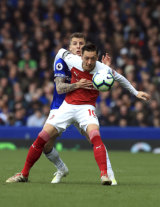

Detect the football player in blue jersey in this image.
[6,33,117,185]
[43,33,92,183]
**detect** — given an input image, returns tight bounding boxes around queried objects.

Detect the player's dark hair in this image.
[81,42,98,55]
[69,32,86,44]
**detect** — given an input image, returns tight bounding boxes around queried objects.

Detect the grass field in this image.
[0,149,160,207]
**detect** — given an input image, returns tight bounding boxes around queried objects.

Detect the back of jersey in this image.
[50,58,71,109]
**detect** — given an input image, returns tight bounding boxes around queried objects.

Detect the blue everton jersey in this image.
[50,58,71,109]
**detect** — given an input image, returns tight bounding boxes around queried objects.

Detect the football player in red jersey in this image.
[6,36,118,185]
[6,42,150,185]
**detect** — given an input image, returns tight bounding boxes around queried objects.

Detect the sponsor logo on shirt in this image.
[56,63,63,71]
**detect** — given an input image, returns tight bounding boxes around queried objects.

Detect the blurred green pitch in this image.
[0,149,160,207]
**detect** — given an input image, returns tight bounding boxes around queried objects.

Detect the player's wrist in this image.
[75,82,80,89]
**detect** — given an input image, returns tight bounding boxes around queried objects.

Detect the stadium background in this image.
[0,0,160,150]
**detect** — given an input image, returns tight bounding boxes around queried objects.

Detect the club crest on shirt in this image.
[56,63,63,71]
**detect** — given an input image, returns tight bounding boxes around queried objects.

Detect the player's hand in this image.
[101,53,111,66]
[76,79,93,89]
[136,91,151,101]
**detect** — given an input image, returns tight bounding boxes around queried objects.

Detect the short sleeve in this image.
[54,58,68,78]
[55,48,79,70]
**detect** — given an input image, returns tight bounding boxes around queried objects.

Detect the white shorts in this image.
[45,109,85,136]
[46,101,99,133]
[45,109,59,125]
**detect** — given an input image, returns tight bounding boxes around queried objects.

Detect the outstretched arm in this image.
[55,77,93,94]
[114,72,150,101]
[101,53,151,101]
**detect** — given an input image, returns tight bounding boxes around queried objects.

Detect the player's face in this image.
[82,51,98,72]
[69,38,85,56]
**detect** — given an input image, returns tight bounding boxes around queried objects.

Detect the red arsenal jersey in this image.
[65,67,99,106]
[56,49,112,106]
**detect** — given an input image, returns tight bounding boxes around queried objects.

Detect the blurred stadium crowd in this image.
[0,0,160,127]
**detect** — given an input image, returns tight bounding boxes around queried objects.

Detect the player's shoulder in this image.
[92,61,111,74]
[59,48,82,64]
[72,55,82,64]
[56,58,67,66]
[55,58,68,71]
[65,52,81,62]
[66,54,82,68]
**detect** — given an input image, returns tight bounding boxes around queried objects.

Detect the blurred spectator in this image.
[14,104,26,126]
[119,118,128,127]
[26,109,46,127]
[107,112,118,126]
[135,111,148,127]
[7,112,16,126]
[118,104,131,124]
[97,101,110,126]
[18,51,37,72]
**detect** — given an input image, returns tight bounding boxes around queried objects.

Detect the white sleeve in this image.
[101,63,138,96]
[114,70,138,96]
[53,49,67,71]
[54,48,77,70]
[99,62,113,73]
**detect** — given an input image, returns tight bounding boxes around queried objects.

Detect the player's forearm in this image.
[114,71,138,96]
[56,82,78,94]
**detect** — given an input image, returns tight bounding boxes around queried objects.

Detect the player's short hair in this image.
[81,42,98,55]
[69,32,86,44]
